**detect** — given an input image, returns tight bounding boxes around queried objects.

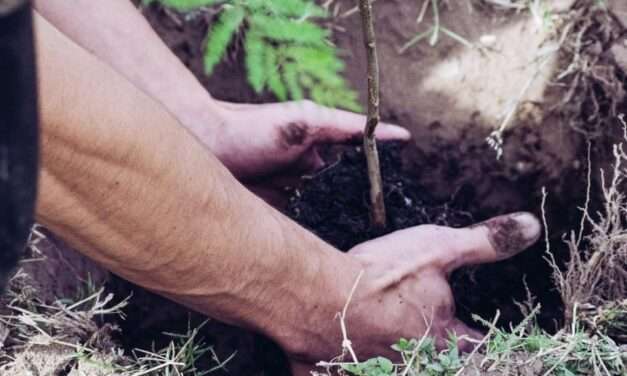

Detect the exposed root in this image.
[554,0,627,138]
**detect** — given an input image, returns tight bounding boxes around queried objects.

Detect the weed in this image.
[398,0,475,54]
[317,312,626,375]
[129,319,235,376]
[149,0,361,111]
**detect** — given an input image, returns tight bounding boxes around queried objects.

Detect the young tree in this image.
[358,0,386,229]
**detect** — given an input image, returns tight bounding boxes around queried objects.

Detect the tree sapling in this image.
[358,0,386,229]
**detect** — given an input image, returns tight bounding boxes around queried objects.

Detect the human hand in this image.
[204,100,410,206]
[285,212,542,375]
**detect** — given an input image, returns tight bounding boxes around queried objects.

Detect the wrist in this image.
[170,91,228,153]
[263,245,364,360]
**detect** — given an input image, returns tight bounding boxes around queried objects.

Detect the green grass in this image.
[318,311,626,376]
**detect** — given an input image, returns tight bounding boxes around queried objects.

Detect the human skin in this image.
[33,0,410,208]
[34,10,542,376]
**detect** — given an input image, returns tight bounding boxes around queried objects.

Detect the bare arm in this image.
[34,13,357,355]
[33,0,223,142]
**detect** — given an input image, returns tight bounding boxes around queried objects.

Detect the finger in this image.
[439,212,541,273]
[290,359,314,376]
[300,101,411,141]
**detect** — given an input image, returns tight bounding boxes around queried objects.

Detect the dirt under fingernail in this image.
[477,213,542,258]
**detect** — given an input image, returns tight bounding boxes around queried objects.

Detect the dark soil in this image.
[286,142,474,250]
[286,140,573,332]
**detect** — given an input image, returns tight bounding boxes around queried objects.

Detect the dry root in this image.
[555,0,627,138]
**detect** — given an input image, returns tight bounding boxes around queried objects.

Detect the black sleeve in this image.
[0,0,39,294]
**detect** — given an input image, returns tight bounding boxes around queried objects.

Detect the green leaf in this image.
[155,0,221,11]
[250,14,329,46]
[244,33,266,93]
[299,73,315,88]
[426,362,444,372]
[342,357,395,376]
[265,49,287,100]
[203,5,246,75]
[375,357,394,373]
[283,63,304,100]
[258,0,327,18]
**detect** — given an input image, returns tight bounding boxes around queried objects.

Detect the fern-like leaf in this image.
[283,63,304,100]
[156,0,361,111]
[203,4,246,74]
[245,33,266,93]
[250,14,329,46]
[265,49,288,101]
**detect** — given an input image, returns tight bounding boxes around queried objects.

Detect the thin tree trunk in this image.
[358,0,386,229]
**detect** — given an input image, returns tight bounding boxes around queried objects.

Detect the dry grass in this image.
[544,115,627,339]
[0,254,232,375]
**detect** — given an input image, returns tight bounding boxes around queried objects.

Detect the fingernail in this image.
[381,124,411,140]
[512,212,542,245]
[478,212,542,258]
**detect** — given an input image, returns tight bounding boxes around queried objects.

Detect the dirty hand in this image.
[289,212,542,375]
[204,100,410,205]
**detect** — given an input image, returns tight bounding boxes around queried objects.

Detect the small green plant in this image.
[152,0,361,111]
[343,356,395,376]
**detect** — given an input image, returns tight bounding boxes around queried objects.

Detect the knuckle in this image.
[299,99,318,113]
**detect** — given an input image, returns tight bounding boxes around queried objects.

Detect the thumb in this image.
[440,212,542,273]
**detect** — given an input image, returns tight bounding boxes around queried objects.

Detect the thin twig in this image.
[576,141,592,247]
[339,270,364,364]
[358,0,386,229]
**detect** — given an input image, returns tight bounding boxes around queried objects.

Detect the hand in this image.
[203,100,410,206]
[286,212,542,375]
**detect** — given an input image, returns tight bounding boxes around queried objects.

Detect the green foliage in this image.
[203,5,246,76]
[343,357,395,376]
[156,0,361,111]
[393,337,463,376]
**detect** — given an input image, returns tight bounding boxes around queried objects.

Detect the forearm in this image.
[33,0,224,146]
[34,13,356,351]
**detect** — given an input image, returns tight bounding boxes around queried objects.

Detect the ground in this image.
[1,1,626,375]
